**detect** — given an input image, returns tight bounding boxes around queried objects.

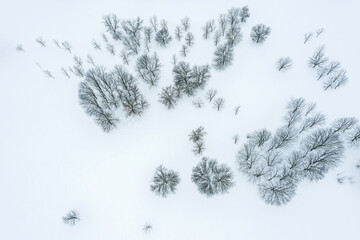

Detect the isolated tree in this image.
[234,105,241,115]
[16,44,25,52]
[213,97,225,111]
[92,39,102,50]
[181,17,190,31]
[276,57,293,71]
[239,6,250,23]
[202,20,215,39]
[206,89,217,102]
[174,25,183,41]
[323,69,348,90]
[191,157,234,197]
[213,30,221,46]
[316,28,324,37]
[193,141,206,155]
[303,32,313,44]
[189,126,207,143]
[308,45,328,68]
[102,33,109,43]
[61,41,72,53]
[150,165,180,197]
[53,39,60,48]
[155,26,172,47]
[250,24,271,44]
[185,32,195,47]
[158,85,180,109]
[73,56,85,77]
[36,37,46,47]
[43,70,54,79]
[143,223,152,234]
[233,134,239,144]
[106,43,115,55]
[213,44,233,70]
[135,52,161,87]
[62,210,80,226]
[61,67,70,78]
[192,98,205,109]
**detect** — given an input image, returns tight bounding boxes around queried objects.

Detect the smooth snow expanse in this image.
[1,0,360,239]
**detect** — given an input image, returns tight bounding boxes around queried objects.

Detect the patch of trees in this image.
[309,45,348,90]
[79,65,149,132]
[236,98,360,205]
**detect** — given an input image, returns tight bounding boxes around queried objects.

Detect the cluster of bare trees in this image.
[309,45,348,90]
[189,126,207,155]
[79,65,149,132]
[236,98,360,205]
[191,157,234,197]
[158,61,211,109]
[150,165,180,197]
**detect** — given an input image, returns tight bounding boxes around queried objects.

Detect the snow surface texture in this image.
[1,0,360,239]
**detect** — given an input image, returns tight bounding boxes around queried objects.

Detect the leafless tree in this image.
[174,25,182,41]
[202,19,215,39]
[191,157,234,197]
[62,210,80,226]
[87,54,96,66]
[308,45,328,68]
[213,97,225,111]
[92,39,101,50]
[143,27,153,44]
[155,26,172,47]
[189,126,207,144]
[181,17,190,31]
[323,69,348,90]
[61,67,70,78]
[106,43,115,55]
[149,16,159,32]
[250,24,271,44]
[43,70,54,79]
[226,24,243,47]
[299,112,326,133]
[213,30,221,46]
[185,32,195,47]
[316,28,324,37]
[143,223,152,234]
[234,105,241,115]
[61,41,72,53]
[304,32,313,44]
[348,126,360,148]
[16,45,25,52]
[171,54,177,66]
[240,6,250,23]
[316,67,327,80]
[53,39,60,48]
[120,50,130,65]
[233,134,239,144]
[326,61,341,75]
[150,165,180,197]
[218,14,228,36]
[206,89,217,102]
[135,52,161,87]
[103,14,122,40]
[158,85,180,109]
[258,180,297,206]
[180,44,189,57]
[192,97,205,109]
[276,57,293,71]
[102,33,108,43]
[304,102,317,116]
[213,43,233,70]
[332,117,358,134]
[36,37,46,47]
[73,56,85,77]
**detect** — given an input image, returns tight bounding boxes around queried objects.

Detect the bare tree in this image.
[62,210,80,226]
[316,28,324,37]
[103,14,122,40]
[143,223,152,234]
[239,6,250,23]
[120,50,130,65]
[73,56,85,77]
[308,45,328,68]
[53,39,60,48]
[233,134,239,144]
[189,126,207,143]
[234,105,241,115]
[191,157,234,197]
[150,165,180,197]
[135,52,161,87]
[92,39,101,50]
[276,57,293,71]
[102,33,108,43]
[180,44,189,57]
[326,61,341,75]
[43,70,54,79]
[299,112,326,133]
[181,17,190,31]
[316,67,327,80]
[16,44,25,52]
[158,85,180,109]
[226,24,243,47]
[206,89,217,102]
[143,26,153,44]
[171,54,177,66]
[155,26,172,47]
[106,43,115,55]
[36,37,46,47]
[61,67,70,78]
[213,44,233,70]
[192,97,205,109]
[348,126,360,148]
[174,25,183,41]
[202,20,215,39]
[149,16,159,32]
[332,117,358,134]
[87,54,96,66]
[323,69,348,90]
[258,180,297,206]
[213,30,221,46]
[61,41,72,53]
[304,32,313,44]
[250,24,271,44]
[213,97,225,111]
[185,32,195,47]
[218,14,228,36]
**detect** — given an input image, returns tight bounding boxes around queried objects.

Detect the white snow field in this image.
[1,0,360,239]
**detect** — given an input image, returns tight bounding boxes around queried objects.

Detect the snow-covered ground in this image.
[1,0,360,239]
